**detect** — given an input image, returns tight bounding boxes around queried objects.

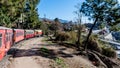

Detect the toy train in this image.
[0,26,42,61]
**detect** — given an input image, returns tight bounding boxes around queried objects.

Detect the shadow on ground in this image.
[7,45,73,60]
[33,42,76,49]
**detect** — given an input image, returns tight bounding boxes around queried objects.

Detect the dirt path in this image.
[8,37,49,68]
[8,37,96,68]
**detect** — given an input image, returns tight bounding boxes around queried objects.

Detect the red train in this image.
[0,26,42,61]
[25,30,35,39]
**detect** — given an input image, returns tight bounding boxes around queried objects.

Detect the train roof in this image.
[14,29,24,31]
[0,26,12,29]
[25,29,34,31]
[35,30,42,31]
[24,29,33,30]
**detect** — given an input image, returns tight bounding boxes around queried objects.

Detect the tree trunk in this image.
[84,17,98,51]
[76,25,81,50]
[54,30,57,36]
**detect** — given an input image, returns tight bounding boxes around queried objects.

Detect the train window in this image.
[10,33,12,41]
[0,34,2,47]
[6,33,9,42]
[8,34,9,41]
[25,30,34,35]
[8,33,10,41]
[16,31,24,37]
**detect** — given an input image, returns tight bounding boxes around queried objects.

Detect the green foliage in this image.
[99,23,105,29]
[0,0,41,29]
[81,0,120,25]
[54,58,66,68]
[41,37,48,42]
[22,0,40,29]
[40,47,49,53]
[54,18,63,30]
[39,47,50,56]
[54,58,64,65]
[84,34,116,58]
[55,32,70,42]
[98,39,117,58]
[40,22,56,35]
[55,31,84,44]
[54,18,59,23]
[67,31,77,43]
[89,34,99,40]
[49,23,56,31]
[0,0,25,27]
[101,46,116,58]
[42,37,54,44]
[80,0,120,51]
[85,35,102,53]
[88,35,117,58]
[110,25,120,31]
[40,22,48,35]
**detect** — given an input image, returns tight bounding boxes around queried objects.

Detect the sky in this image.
[37,0,120,23]
[37,0,85,21]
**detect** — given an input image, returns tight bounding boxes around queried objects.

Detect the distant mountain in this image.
[58,19,69,23]
[40,18,51,21]
[40,18,69,23]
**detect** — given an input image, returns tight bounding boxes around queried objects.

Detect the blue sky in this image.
[37,0,120,23]
[37,0,85,21]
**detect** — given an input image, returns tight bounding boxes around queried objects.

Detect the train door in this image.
[5,31,9,51]
[0,30,6,60]
[5,30,13,52]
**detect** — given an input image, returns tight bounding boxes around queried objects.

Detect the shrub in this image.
[55,32,70,42]
[101,46,116,58]
[98,39,117,58]
[87,39,102,53]
[83,35,102,53]
[82,34,116,58]
[66,31,77,43]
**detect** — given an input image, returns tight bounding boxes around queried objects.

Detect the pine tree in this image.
[80,0,120,50]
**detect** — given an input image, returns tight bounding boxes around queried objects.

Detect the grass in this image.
[54,57,67,68]
[40,47,49,53]
[41,37,48,42]
[39,47,67,68]
[41,36,53,44]
[38,47,50,56]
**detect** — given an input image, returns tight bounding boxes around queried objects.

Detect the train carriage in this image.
[0,28,6,60]
[34,30,42,37]
[14,29,24,43]
[0,27,13,60]
[5,29,13,51]
[25,30,35,39]
[0,26,42,61]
